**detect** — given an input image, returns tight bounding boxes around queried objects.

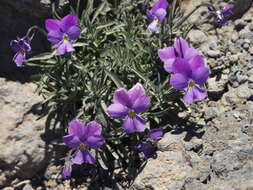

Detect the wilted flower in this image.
[136,141,155,159]
[62,161,72,179]
[209,4,233,26]
[158,37,200,73]
[63,120,104,165]
[45,14,81,55]
[170,56,209,104]
[148,128,164,140]
[147,0,168,32]
[107,83,150,134]
[10,36,32,67]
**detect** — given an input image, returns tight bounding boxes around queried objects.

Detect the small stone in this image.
[234,19,246,31]
[207,50,221,58]
[188,30,207,45]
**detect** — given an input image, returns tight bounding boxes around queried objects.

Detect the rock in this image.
[188,30,207,46]
[206,50,221,58]
[207,75,228,99]
[0,78,46,187]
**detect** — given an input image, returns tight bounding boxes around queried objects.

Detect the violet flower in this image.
[170,55,209,104]
[148,128,164,140]
[62,161,72,179]
[209,4,233,26]
[147,0,168,32]
[136,141,155,159]
[158,37,200,73]
[45,14,81,55]
[63,120,104,165]
[107,83,150,134]
[10,36,32,67]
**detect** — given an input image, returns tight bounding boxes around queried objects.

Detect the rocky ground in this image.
[1,0,253,190]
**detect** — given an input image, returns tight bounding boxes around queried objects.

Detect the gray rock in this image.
[206,50,221,58]
[188,30,207,46]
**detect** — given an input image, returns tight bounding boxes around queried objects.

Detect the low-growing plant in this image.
[10,0,234,187]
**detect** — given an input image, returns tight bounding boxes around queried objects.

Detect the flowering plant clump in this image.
[10,0,233,187]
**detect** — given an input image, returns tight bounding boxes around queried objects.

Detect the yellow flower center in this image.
[154,17,159,25]
[63,36,69,41]
[79,144,87,150]
[21,49,26,55]
[129,111,135,117]
[188,81,195,88]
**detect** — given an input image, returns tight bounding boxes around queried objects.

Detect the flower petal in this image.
[132,95,150,113]
[170,73,189,90]
[174,37,189,58]
[47,30,63,44]
[183,86,207,104]
[172,58,192,76]
[222,4,233,15]
[10,40,21,53]
[128,83,146,104]
[68,120,85,137]
[85,135,104,149]
[62,161,72,179]
[107,103,128,119]
[192,66,209,85]
[123,115,148,133]
[84,121,103,137]
[71,149,96,165]
[57,40,74,55]
[136,141,155,159]
[148,128,164,140]
[158,47,176,62]
[113,88,132,107]
[60,14,78,33]
[14,52,25,67]
[63,134,81,148]
[148,21,158,32]
[45,19,60,32]
[150,0,168,14]
[154,8,167,22]
[188,55,205,71]
[163,58,175,73]
[184,48,200,61]
[66,26,81,41]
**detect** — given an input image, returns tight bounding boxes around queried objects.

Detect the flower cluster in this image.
[159,37,209,104]
[208,4,234,26]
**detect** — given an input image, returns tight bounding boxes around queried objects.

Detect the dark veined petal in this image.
[132,95,150,114]
[154,8,167,22]
[10,40,21,53]
[192,66,209,85]
[174,37,189,58]
[47,30,63,44]
[158,47,176,62]
[60,14,78,33]
[71,149,96,165]
[45,19,61,32]
[183,85,207,104]
[172,58,192,76]
[63,134,81,148]
[66,26,81,41]
[148,128,164,140]
[123,116,135,133]
[68,120,85,138]
[170,73,189,90]
[57,40,74,55]
[14,52,25,67]
[85,135,104,149]
[84,121,103,137]
[107,103,129,119]
[128,83,146,105]
[113,88,132,108]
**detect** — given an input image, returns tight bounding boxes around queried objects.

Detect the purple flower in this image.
[63,120,104,165]
[107,83,150,134]
[148,128,164,140]
[147,0,168,32]
[45,14,81,55]
[10,37,32,67]
[136,141,155,159]
[158,37,200,73]
[209,4,233,26]
[170,56,209,104]
[62,161,72,179]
